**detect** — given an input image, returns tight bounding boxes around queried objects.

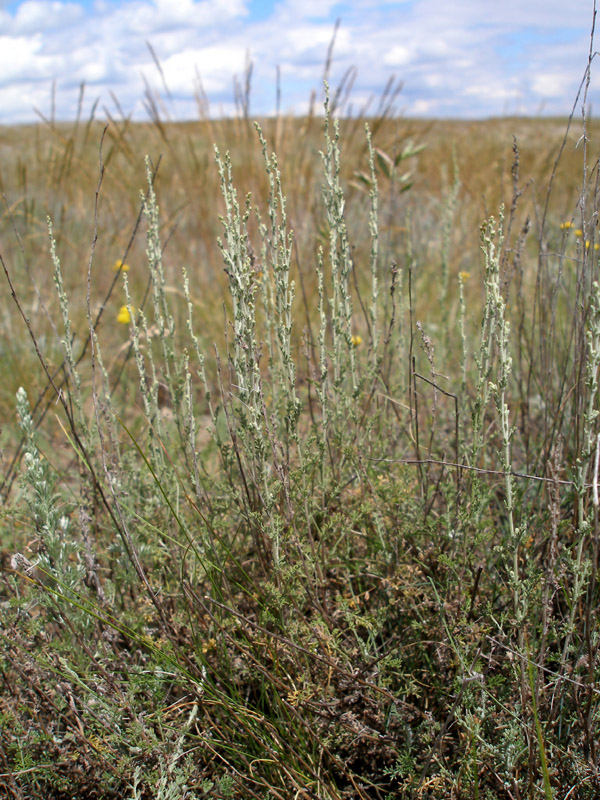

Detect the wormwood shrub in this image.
[1,84,600,800]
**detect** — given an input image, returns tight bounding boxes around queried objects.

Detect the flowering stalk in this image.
[560,279,600,663]
[365,124,381,370]
[48,217,85,429]
[15,386,83,595]
[321,87,358,400]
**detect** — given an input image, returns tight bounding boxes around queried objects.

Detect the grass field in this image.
[1,78,600,799]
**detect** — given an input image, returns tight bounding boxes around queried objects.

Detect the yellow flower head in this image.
[459,271,471,281]
[585,241,600,251]
[560,221,573,230]
[575,229,584,238]
[117,305,134,324]
[351,335,362,347]
[113,259,130,273]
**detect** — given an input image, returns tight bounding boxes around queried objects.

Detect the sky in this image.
[0,0,598,124]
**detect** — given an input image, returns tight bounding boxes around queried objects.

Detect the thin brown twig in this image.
[368,455,592,488]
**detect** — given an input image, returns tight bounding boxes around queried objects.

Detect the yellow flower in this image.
[351,335,362,347]
[575,228,584,237]
[560,221,573,230]
[117,305,134,324]
[113,259,130,272]
[585,241,600,251]
[459,271,471,281]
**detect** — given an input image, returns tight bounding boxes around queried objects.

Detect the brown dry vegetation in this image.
[0,99,599,800]
[0,113,591,413]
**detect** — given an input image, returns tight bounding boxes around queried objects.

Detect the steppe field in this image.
[1,94,599,798]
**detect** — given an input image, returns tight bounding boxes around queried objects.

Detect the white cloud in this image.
[532,72,574,99]
[383,45,412,67]
[0,0,597,124]
[11,1,83,34]
[0,34,47,81]
[161,47,247,93]
[412,98,436,115]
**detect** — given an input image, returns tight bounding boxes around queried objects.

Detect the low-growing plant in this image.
[1,41,600,800]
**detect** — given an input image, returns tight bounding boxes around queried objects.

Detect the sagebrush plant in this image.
[13,386,82,600]
[1,46,600,800]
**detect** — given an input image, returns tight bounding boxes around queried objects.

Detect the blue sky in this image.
[0,0,597,124]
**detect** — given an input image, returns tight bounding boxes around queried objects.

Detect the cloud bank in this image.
[0,0,597,124]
